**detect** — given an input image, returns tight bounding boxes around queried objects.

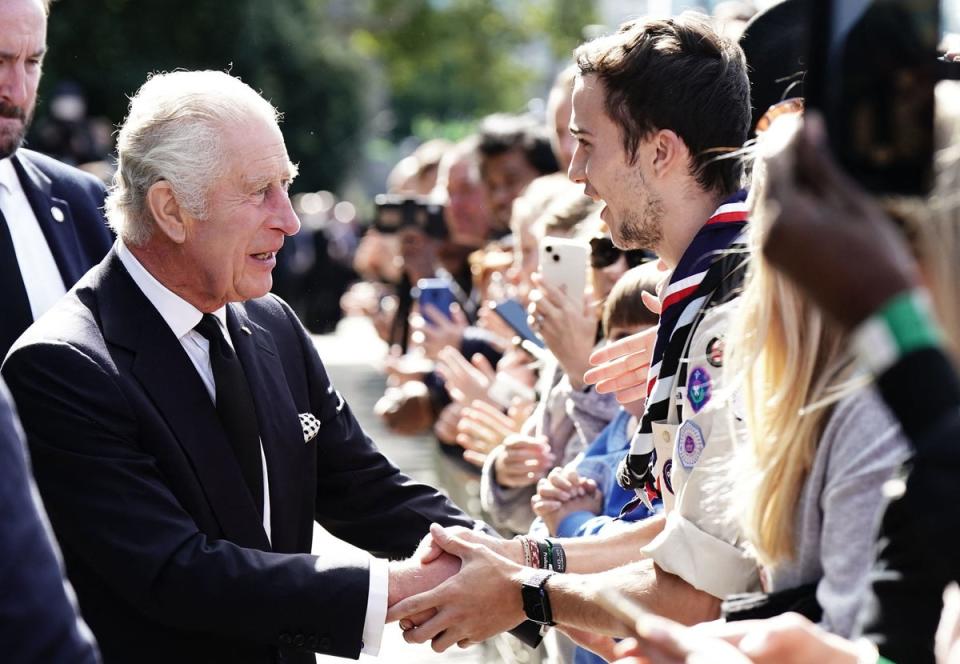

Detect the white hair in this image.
[105,70,281,246]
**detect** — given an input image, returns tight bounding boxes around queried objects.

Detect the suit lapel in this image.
[98,252,271,550]
[12,153,86,287]
[227,304,305,553]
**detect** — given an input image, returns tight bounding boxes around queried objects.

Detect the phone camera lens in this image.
[545,246,552,253]
[552,254,560,262]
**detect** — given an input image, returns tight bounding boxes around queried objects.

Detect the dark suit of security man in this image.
[0,0,112,359]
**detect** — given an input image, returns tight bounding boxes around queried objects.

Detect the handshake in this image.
[385,525,540,652]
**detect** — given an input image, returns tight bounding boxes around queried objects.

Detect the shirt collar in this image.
[0,157,19,196]
[116,240,228,340]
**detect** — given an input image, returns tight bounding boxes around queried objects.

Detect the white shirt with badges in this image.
[116,241,388,655]
[0,157,67,320]
[640,297,761,599]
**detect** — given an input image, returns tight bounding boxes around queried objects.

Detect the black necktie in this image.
[0,202,34,359]
[194,313,264,515]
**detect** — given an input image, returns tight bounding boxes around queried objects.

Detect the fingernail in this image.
[400,620,413,631]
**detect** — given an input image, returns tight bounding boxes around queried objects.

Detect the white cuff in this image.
[361,557,388,656]
[640,511,760,599]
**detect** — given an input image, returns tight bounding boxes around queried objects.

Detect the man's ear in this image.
[145,180,189,244]
[651,129,688,179]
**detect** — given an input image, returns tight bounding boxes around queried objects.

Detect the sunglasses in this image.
[589,236,656,269]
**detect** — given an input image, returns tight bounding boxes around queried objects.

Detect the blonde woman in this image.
[723,112,912,637]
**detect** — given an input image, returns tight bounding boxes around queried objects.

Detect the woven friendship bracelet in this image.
[852,289,941,376]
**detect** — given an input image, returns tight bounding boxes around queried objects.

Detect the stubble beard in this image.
[0,101,33,160]
[615,190,665,252]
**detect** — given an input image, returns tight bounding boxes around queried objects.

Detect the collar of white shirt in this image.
[116,240,228,340]
[0,157,19,197]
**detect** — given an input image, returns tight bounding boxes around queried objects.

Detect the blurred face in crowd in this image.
[157,116,300,311]
[443,155,492,248]
[549,90,575,172]
[481,147,541,232]
[0,0,46,159]
[569,73,665,253]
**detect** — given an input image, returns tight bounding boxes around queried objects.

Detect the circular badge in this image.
[662,459,674,495]
[677,420,706,470]
[686,366,711,414]
[707,336,724,368]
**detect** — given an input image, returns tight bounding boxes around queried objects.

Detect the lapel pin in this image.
[240,325,252,335]
[51,206,65,222]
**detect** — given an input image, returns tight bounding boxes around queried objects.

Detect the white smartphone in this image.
[538,237,588,302]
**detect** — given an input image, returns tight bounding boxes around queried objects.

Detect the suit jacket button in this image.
[317,636,332,651]
[306,635,318,649]
[279,633,293,646]
[293,633,305,647]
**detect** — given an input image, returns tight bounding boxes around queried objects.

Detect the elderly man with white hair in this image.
[1,70,479,664]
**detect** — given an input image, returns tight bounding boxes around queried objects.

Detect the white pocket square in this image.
[299,412,321,443]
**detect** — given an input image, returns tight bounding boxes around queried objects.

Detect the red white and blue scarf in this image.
[617,190,749,510]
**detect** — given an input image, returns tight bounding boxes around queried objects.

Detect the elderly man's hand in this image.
[583,325,659,405]
[761,112,920,329]
[386,537,463,630]
[387,524,528,652]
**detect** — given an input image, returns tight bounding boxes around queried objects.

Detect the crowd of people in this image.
[2,0,960,663]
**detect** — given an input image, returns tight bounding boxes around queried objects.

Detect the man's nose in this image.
[567,148,585,184]
[275,192,301,236]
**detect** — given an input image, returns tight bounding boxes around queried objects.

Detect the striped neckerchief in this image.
[617,189,749,510]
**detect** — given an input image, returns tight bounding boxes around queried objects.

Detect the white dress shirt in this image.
[0,157,67,321]
[115,241,387,655]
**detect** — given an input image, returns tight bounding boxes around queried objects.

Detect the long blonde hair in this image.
[892,81,960,365]
[725,116,861,566]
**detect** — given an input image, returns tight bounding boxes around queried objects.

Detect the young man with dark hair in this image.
[388,13,760,652]
[476,113,559,234]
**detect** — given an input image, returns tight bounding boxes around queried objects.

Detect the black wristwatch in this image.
[521,569,556,626]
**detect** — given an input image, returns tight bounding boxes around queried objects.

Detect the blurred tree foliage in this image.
[40,0,368,192]
[349,0,597,139]
[38,0,595,191]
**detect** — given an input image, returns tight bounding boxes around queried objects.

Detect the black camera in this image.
[806,0,939,195]
[373,194,448,240]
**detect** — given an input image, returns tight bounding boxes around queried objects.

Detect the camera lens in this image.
[552,254,560,262]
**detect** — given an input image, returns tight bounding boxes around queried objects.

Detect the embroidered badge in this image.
[662,459,674,495]
[686,366,711,413]
[299,412,321,443]
[706,336,724,368]
[677,420,706,470]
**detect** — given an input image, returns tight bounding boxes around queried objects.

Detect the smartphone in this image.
[805,0,939,195]
[539,237,588,302]
[415,278,456,324]
[491,298,545,349]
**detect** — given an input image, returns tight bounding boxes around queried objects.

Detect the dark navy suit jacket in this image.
[2,250,474,664]
[0,378,100,663]
[0,149,112,359]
